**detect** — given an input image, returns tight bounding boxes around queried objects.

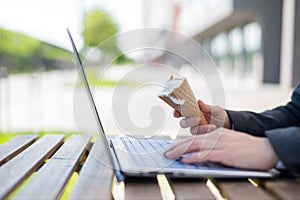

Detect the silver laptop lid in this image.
[67,29,126,181]
[67,29,106,135]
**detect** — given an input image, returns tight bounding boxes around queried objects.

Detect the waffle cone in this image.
[159,76,208,125]
[159,95,181,112]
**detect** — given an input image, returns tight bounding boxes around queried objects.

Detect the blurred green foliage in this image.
[83,9,119,48]
[40,43,73,61]
[82,9,133,64]
[0,28,73,73]
[0,29,41,58]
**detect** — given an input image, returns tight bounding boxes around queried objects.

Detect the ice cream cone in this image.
[158,75,208,125]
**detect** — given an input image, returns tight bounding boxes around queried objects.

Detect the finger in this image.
[190,124,217,135]
[173,110,181,118]
[165,131,225,160]
[198,100,211,113]
[164,128,224,155]
[180,117,200,128]
[164,137,193,154]
[182,149,224,164]
[164,137,202,159]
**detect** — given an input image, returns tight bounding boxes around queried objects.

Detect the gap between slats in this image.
[13,135,91,200]
[0,134,38,166]
[0,134,65,199]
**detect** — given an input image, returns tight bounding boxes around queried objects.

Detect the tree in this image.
[82,9,120,59]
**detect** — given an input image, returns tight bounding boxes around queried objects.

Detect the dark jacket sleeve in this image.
[226,84,300,176]
[226,84,300,137]
[266,127,300,177]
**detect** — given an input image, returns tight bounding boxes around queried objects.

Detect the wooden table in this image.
[0,134,299,199]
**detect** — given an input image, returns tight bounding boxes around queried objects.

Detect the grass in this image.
[73,74,136,87]
[82,67,138,87]
[60,172,78,199]
[0,130,75,145]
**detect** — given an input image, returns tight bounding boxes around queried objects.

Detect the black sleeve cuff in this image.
[266,127,300,177]
[226,110,266,137]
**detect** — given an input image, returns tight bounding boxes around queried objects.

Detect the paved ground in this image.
[0,67,293,136]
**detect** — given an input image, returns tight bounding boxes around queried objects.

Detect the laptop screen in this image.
[67,29,106,136]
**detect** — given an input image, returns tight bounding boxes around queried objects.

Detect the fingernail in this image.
[179,120,185,128]
[164,151,173,158]
[164,151,171,157]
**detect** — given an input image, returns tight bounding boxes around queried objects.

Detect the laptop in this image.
[67,29,278,181]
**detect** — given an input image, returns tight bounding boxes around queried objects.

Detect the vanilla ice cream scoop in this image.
[158,75,208,126]
[158,76,185,105]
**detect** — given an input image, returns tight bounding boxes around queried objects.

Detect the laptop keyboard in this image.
[118,136,216,169]
[120,137,172,154]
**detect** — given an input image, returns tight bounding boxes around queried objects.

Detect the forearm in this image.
[226,84,300,136]
[226,108,293,137]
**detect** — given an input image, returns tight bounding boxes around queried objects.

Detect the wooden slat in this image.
[0,134,64,199]
[0,134,38,166]
[218,180,275,200]
[168,179,215,200]
[265,180,300,200]
[15,134,91,200]
[69,136,114,200]
[125,177,162,200]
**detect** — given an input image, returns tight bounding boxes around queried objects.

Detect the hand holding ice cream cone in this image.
[158,75,209,126]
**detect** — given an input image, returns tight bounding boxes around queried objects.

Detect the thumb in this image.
[198,100,211,113]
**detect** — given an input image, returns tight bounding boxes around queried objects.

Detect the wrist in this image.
[224,111,232,129]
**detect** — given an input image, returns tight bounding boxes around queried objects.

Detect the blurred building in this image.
[143,0,299,87]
